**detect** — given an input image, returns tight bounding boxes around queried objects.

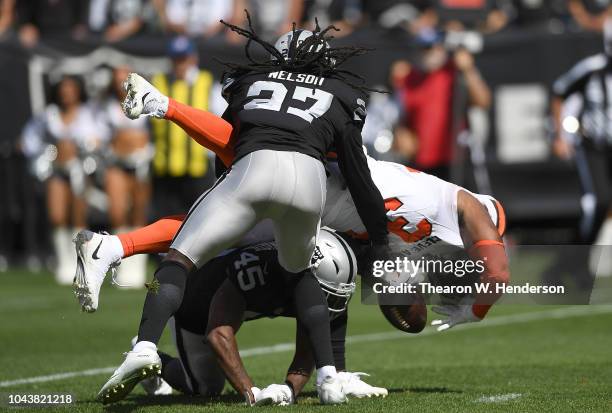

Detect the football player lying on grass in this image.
[97,229,387,405]
[73,73,509,330]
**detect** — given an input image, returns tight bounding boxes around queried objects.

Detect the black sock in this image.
[330,311,348,371]
[293,271,334,368]
[137,261,188,344]
[158,351,194,395]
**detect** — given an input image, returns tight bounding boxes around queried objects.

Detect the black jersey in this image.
[553,53,612,144]
[175,242,299,335]
[222,70,389,245]
[174,241,349,370]
[223,70,367,163]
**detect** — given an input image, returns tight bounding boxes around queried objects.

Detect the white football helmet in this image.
[312,228,357,316]
[273,29,329,61]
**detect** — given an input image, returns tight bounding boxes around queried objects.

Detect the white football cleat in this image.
[122,73,168,119]
[73,230,121,313]
[97,345,161,404]
[317,376,348,405]
[130,336,173,396]
[140,376,173,396]
[255,383,294,406]
[338,372,388,398]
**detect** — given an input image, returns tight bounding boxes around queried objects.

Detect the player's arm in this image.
[285,311,387,399]
[286,309,348,395]
[255,316,335,405]
[457,191,510,311]
[205,279,257,403]
[432,190,510,331]
[285,322,315,397]
[334,110,388,248]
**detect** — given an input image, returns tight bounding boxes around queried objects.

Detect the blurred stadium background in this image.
[1,1,612,411]
[1,0,612,277]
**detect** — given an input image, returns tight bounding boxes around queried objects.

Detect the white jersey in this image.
[322,155,504,259]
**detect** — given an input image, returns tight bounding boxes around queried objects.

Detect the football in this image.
[379,293,427,333]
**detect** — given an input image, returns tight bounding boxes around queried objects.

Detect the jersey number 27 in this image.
[244,80,333,123]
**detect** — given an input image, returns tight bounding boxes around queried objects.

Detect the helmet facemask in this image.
[311,229,357,319]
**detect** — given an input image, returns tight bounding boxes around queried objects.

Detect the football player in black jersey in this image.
[154,229,386,405]
[99,13,390,405]
[98,229,387,404]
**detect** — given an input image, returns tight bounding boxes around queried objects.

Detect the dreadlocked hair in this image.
[218,10,386,95]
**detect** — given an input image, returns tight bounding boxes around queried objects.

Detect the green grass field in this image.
[1,269,611,412]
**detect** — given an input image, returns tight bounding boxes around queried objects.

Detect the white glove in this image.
[245,387,261,406]
[431,297,482,331]
[338,372,388,398]
[254,383,294,406]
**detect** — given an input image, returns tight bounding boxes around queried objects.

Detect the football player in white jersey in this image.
[75,150,509,333]
[324,154,509,330]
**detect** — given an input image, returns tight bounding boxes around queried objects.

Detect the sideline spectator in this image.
[568,0,612,32]
[16,0,87,48]
[87,0,145,42]
[240,0,305,40]
[303,0,364,35]
[416,0,510,34]
[0,0,14,39]
[153,0,238,38]
[21,76,105,284]
[504,0,568,29]
[150,36,224,219]
[360,0,425,31]
[392,29,491,181]
[97,66,152,286]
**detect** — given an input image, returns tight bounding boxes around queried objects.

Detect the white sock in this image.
[107,234,125,261]
[132,340,157,352]
[148,94,168,118]
[158,95,169,117]
[316,365,338,386]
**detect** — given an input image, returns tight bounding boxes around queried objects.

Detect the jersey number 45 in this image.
[234,252,266,291]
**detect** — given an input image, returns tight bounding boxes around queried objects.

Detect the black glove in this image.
[357,242,391,281]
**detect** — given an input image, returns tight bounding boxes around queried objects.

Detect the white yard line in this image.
[476,393,523,403]
[1,305,611,388]
[0,368,117,388]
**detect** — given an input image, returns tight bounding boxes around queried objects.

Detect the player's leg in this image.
[166,324,225,396]
[122,73,234,166]
[165,99,234,167]
[119,215,185,257]
[269,153,345,402]
[74,215,185,312]
[271,152,327,273]
[136,155,267,347]
[100,151,321,402]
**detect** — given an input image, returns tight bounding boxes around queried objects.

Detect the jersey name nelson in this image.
[267,70,325,87]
